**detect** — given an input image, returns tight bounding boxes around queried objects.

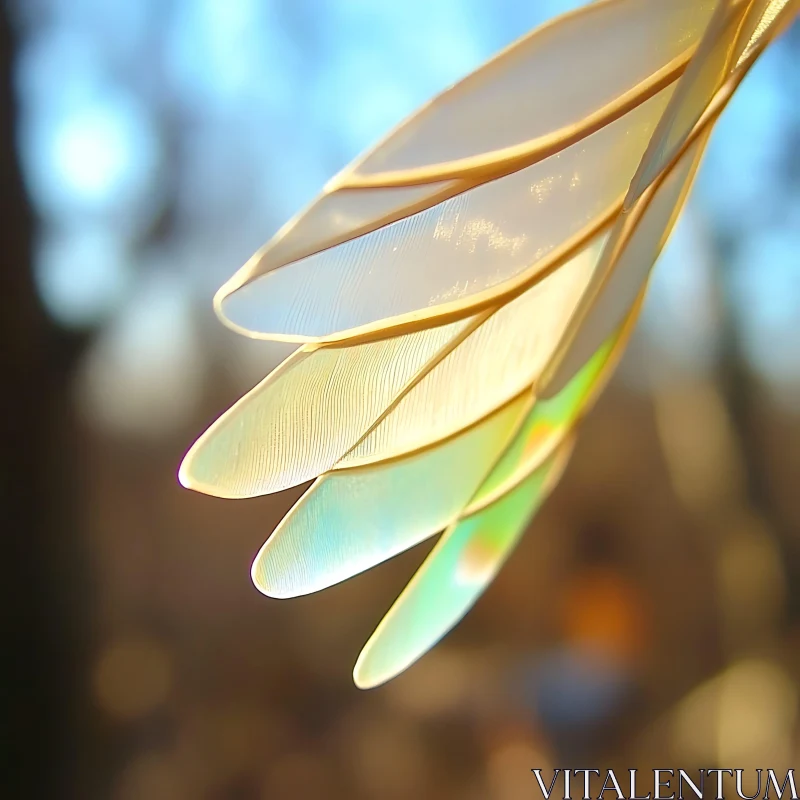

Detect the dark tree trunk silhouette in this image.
[0,9,90,797]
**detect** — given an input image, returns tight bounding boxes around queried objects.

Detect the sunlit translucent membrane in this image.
[252,317,636,598]
[627,0,751,207]
[355,0,718,176]
[179,317,473,497]
[339,236,603,467]
[354,442,572,689]
[253,317,635,598]
[181,232,600,498]
[251,394,531,598]
[218,0,719,308]
[541,130,709,398]
[218,0,717,292]
[465,333,620,514]
[236,181,461,289]
[218,88,674,341]
[544,0,797,394]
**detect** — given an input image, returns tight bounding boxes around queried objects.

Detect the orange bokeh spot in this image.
[562,567,650,664]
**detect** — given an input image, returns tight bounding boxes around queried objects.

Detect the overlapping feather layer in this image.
[180,0,797,687]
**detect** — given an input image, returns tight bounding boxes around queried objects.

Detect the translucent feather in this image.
[177,0,798,690]
[216,90,670,343]
[180,229,596,498]
[251,293,639,597]
[467,332,620,514]
[347,0,716,181]
[251,393,531,598]
[214,0,722,344]
[178,316,476,497]
[338,235,604,467]
[353,440,573,689]
[182,231,601,497]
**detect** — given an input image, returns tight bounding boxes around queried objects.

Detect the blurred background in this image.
[3,1,800,798]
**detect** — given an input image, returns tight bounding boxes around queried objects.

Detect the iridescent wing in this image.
[180,236,600,497]
[182,0,795,502]
[353,439,575,689]
[251,392,532,598]
[253,292,640,620]
[347,294,643,687]
[179,0,798,687]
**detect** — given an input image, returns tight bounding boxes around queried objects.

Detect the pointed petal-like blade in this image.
[353,441,572,689]
[350,0,716,184]
[178,315,477,497]
[181,230,601,499]
[339,235,604,467]
[216,0,717,319]
[216,88,673,344]
[465,329,627,515]
[251,393,531,598]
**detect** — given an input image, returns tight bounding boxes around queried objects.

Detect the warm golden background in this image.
[3,1,800,798]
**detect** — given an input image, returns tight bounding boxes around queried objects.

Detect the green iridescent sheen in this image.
[354,447,565,689]
[468,334,618,511]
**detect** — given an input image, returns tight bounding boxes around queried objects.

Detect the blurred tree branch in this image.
[651,224,800,669]
[714,228,800,624]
